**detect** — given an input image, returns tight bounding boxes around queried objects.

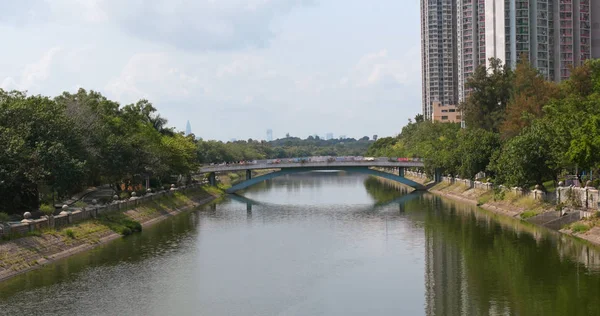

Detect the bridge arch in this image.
[225,166,425,193]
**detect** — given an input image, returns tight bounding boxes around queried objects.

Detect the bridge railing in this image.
[203,157,424,167]
[199,160,425,173]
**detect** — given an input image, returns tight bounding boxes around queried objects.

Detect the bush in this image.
[98,213,142,236]
[119,192,130,200]
[571,223,590,234]
[65,229,76,239]
[520,211,538,219]
[74,201,87,208]
[122,219,142,233]
[0,212,10,223]
[40,204,55,216]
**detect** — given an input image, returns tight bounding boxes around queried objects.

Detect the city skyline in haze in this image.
[0,1,422,141]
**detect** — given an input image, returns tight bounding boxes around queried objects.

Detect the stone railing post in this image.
[2,223,10,236]
[557,181,564,204]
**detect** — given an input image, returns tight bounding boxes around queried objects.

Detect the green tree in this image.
[455,128,500,179]
[500,57,559,139]
[460,58,513,132]
[489,123,558,187]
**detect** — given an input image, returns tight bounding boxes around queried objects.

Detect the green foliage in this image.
[0,88,199,215]
[0,212,9,223]
[489,123,558,188]
[520,211,538,220]
[367,59,600,191]
[39,204,55,216]
[98,213,142,236]
[65,229,76,239]
[460,58,514,132]
[73,201,87,208]
[196,135,373,164]
[571,223,590,234]
[455,129,500,179]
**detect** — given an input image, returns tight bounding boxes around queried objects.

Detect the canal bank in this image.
[2,172,600,315]
[404,173,600,247]
[0,186,222,282]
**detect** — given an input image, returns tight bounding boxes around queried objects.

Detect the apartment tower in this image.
[456,0,595,86]
[421,0,459,120]
[424,0,600,113]
[594,0,600,57]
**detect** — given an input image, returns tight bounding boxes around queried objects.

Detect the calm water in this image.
[1,172,600,315]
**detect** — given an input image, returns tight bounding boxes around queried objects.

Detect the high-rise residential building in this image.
[593,0,600,58]
[456,0,596,91]
[266,129,273,142]
[421,0,460,119]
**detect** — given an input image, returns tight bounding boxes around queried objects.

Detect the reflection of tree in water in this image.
[363,176,412,204]
[421,195,600,316]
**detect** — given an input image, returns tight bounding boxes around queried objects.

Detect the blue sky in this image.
[0,0,421,141]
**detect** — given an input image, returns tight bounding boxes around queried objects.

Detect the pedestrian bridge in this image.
[198,158,427,193]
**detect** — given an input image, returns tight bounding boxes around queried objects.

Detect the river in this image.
[1,172,600,315]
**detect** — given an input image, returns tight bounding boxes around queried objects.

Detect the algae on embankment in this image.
[0,187,218,281]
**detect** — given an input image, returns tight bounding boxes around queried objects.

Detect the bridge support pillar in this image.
[398,167,405,177]
[209,172,216,186]
[246,169,252,180]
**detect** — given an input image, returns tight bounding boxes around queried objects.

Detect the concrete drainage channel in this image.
[527,211,582,231]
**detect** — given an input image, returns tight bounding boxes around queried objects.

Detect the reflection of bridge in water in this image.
[228,191,423,213]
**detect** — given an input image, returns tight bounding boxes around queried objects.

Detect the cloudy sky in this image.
[0,0,421,141]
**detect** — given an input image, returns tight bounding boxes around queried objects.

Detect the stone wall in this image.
[556,186,600,211]
[435,175,554,203]
[0,184,203,239]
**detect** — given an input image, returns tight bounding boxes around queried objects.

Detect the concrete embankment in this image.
[404,174,600,247]
[0,187,221,282]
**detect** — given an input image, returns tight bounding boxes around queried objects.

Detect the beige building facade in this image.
[431,102,462,123]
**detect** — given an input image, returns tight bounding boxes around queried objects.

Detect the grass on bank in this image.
[565,212,600,234]
[433,182,552,219]
[1,187,217,244]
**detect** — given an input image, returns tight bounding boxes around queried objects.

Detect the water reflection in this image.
[421,194,600,316]
[1,173,600,315]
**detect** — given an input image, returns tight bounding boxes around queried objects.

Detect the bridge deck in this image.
[199,160,424,173]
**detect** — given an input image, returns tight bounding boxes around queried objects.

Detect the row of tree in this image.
[368,57,600,189]
[0,87,374,214]
[0,89,198,214]
[196,136,373,163]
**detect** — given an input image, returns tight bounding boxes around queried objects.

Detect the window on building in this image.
[441,116,448,120]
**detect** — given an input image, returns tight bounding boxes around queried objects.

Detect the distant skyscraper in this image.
[266,129,273,141]
[185,120,192,136]
[326,133,334,140]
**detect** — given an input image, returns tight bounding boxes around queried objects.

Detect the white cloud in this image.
[0,0,106,26]
[98,0,316,51]
[349,48,420,88]
[105,53,204,103]
[1,47,61,91]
